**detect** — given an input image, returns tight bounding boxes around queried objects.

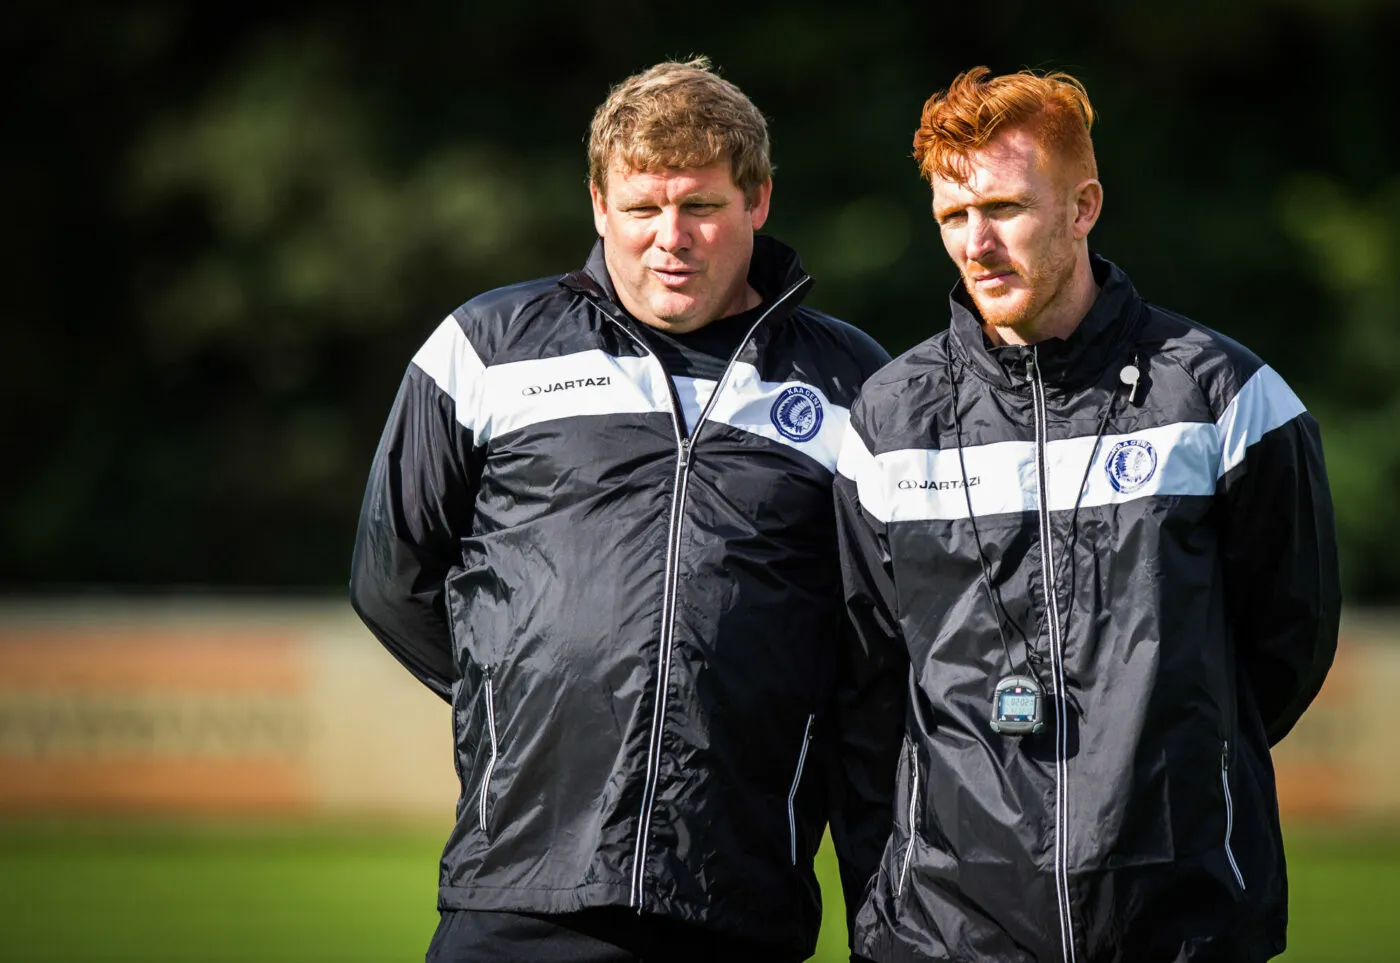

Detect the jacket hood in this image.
[949,253,1144,390]
[560,234,814,327]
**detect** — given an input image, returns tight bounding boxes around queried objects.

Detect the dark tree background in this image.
[4,0,1398,598]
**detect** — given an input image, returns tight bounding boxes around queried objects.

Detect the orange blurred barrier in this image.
[1270,614,1400,820]
[0,600,453,816]
[0,600,1392,820]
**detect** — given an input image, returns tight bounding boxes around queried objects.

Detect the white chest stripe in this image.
[861,422,1219,523]
[673,376,718,435]
[410,320,848,469]
[704,362,849,472]
[840,365,1307,524]
[476,351,672,444]
[412,319,671,439]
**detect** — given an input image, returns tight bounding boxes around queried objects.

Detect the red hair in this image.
[914,66,1097,186]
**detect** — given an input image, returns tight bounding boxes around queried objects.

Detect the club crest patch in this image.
[770,385,823,442]
[1105,438,1158,493]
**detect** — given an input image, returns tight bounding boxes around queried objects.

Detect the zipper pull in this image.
[680,437,692,466]
[1221,740,1230,770]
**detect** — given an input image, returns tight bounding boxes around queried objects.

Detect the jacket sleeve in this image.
[349,316,483,703]
[1218,366,1341,746]
[830,409,909,945]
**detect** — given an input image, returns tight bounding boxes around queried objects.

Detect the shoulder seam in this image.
[450,277,575,369]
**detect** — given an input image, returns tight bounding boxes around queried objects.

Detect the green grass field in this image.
[1,819,1396,962]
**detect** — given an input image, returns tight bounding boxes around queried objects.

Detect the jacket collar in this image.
[559,234,813,329]
[949,253,1143,390]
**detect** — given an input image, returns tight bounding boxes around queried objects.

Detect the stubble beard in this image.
[969,233,1078,339]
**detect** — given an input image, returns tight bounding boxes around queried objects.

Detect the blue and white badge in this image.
[770,385,824,442]
[1105,438,1158,493]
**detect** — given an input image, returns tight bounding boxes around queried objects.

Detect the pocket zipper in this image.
[1220,740,1246,890]
[787,714,816,866]
[896,740,920,898]
[478,669,499,833]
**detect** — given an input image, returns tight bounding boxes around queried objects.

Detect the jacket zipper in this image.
[478,667,498,833]
[895,738,920,899]
[595,278,810,911]
[787,713,816,866]
[1030,349,1078,963]
[1220,741,1247,890]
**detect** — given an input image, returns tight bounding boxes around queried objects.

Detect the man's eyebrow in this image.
[614,191,729,207]
[935,191,1033,218]
[982,191,1034,206]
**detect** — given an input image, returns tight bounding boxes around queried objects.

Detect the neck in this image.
[984,254,1099,347]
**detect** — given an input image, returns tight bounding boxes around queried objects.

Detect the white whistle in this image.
[1119,363,1141,404]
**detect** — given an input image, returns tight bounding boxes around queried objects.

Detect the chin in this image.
[973,295,1033,329]
[651,307,696,326]
[649,297,704,324]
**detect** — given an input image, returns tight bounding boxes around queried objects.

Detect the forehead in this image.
[930,127,1049,206]
[604,159,740,201]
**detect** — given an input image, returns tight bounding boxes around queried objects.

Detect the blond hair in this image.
[588,57,772,205]
[914,66,1097,186]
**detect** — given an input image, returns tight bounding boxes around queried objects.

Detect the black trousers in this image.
[425,908,808,963]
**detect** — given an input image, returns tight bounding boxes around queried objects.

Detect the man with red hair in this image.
[835,67,1339,961]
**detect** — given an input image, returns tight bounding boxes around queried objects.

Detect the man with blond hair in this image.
[351,58,893,961]
[835,67,1339,961]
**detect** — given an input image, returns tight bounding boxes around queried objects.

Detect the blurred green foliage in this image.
[3,1,1398,596]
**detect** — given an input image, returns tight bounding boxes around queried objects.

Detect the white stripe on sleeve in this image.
[836,423,888,515]
[1215,365,1306,478]
[411,316,487,432]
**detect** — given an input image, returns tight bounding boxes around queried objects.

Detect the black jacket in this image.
[834,256,1340,963]
[350,236,892,956]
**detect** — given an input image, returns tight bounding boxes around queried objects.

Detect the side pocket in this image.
[478,667,499,834]
[1220,740,1246,891]
[787,713,816,866]
[449,678,466,790]
[895,739,920,899]
[445,591,467,792]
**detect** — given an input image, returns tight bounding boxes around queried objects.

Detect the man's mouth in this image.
[970,269,1015,286]
[651,266,699,287]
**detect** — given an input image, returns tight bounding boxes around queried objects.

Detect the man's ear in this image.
[1071,178,1103,240]
[748,178,773,231]
[590,180,608,238]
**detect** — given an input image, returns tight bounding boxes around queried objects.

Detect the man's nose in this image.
[965,212,997,262]
[654,208,689,251]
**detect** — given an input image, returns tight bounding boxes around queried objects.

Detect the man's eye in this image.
[685,204,719,214]
[625,206,660,217]
[939,211,966,227]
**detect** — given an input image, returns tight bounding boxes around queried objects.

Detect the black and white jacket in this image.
[835,256,1340,963]
[350,237,893,956]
